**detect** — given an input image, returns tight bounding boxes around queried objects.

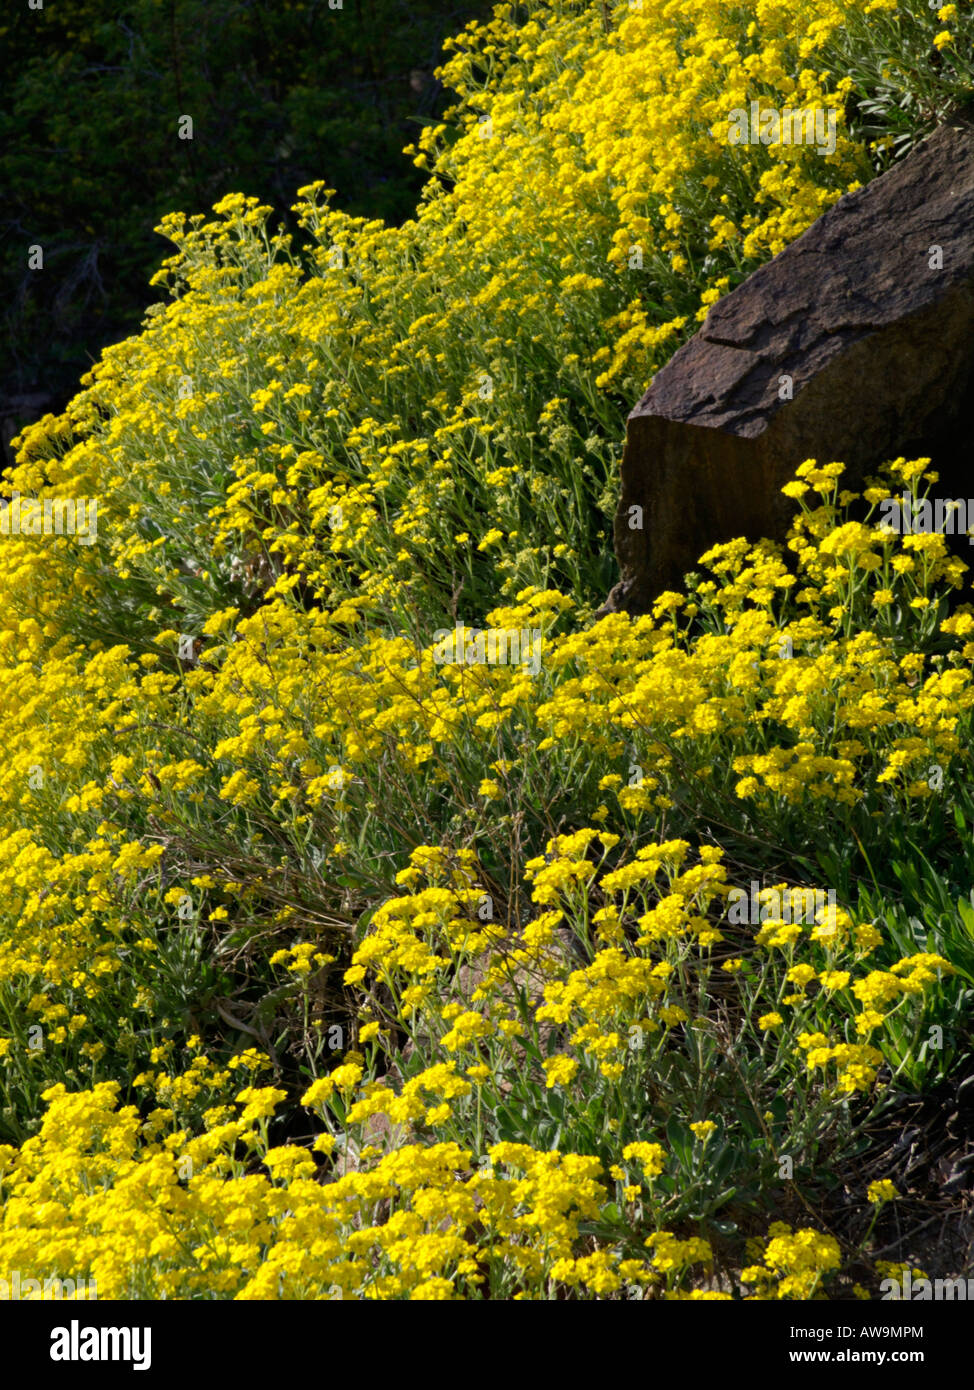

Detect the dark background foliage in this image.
[0,0,488,460]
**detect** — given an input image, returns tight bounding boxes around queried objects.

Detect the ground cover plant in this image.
[1,0,973,1299]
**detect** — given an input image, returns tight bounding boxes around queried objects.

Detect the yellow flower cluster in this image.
[0,0,967,1299]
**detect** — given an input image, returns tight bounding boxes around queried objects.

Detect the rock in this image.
[607,113,974,614]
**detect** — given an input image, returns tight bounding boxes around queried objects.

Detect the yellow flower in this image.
[622,1142,667,1178]
[543,1055,579,1089]
[236,1086,287,1123]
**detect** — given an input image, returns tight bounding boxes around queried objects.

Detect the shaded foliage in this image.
[0,0,487,439]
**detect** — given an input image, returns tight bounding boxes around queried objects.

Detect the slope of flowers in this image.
[1,0,973,1298]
